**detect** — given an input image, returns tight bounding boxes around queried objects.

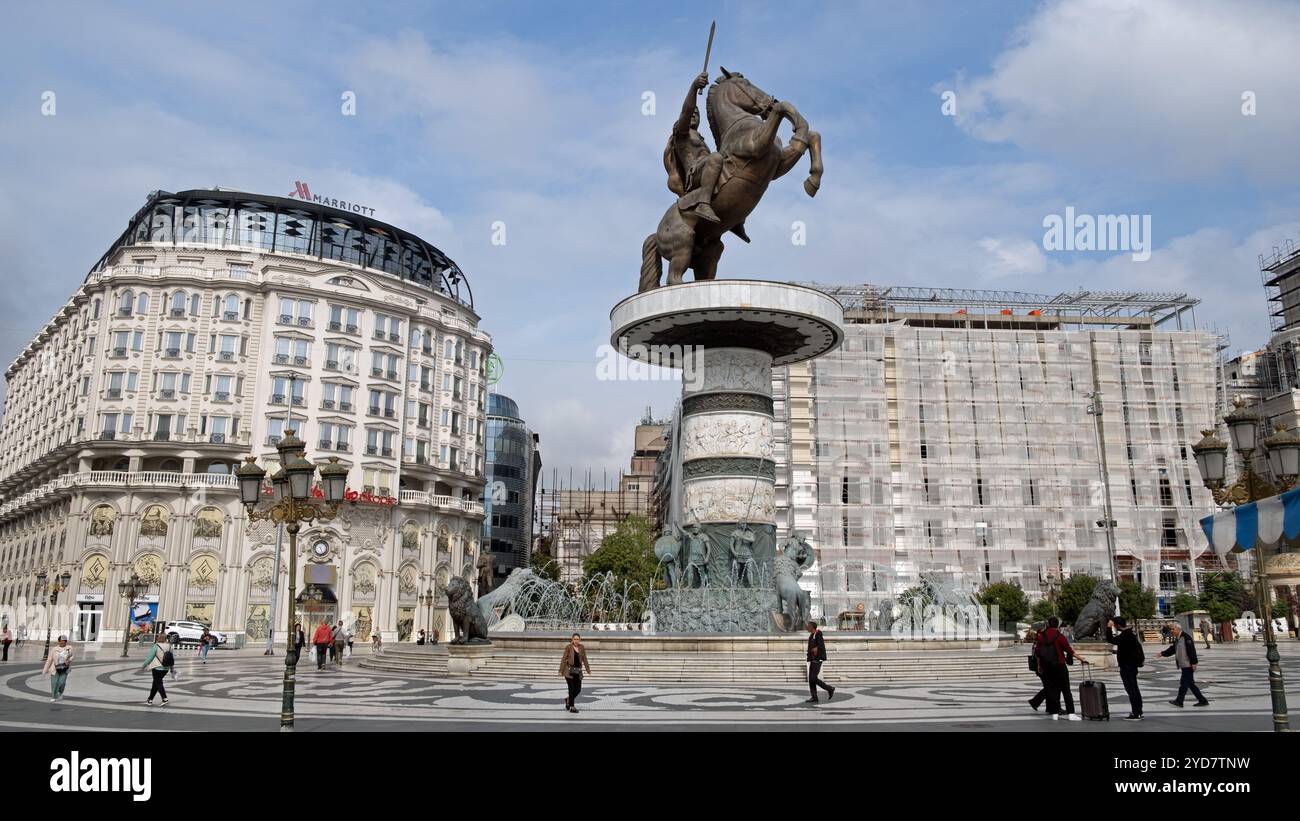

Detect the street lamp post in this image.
[236,429,348,732]
[419,587,436,642]
[1191,396,1300,733]
[35,569,72,661]
[116,572,145,658]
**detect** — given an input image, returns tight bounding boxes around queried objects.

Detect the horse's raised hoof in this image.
[804,176,821,197]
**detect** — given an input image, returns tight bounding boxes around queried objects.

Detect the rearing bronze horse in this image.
[639,69,823,292]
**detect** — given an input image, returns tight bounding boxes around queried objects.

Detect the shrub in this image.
[976,581,1029,625]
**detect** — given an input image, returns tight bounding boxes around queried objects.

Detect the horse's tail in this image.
[639,232,661,292]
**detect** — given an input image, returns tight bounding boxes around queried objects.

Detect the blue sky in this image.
[3,0,1299,481]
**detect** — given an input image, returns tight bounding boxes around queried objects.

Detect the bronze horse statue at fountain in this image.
[639,68,823,292]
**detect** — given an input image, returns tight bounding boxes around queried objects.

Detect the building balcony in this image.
[322,399,336,410]
[217,350,236,361]
[319,440,333,450]
[388,332,401,343]
[328,320,342,331]
[294,355,308,366]
[325,359,339,370]
[158,389,176,400]
[386,370,399,380]
[0,468,460,522]
[278,314,294,325]
[339,401,353,412]
[170,308,186,318]
[373,330,386,341]
[109,347,127,359]
[163,348,181,359]
[371,367,384,378]
[368,406,381,417]
[214,391,230,402]
[209,433,227,443]
[223,311,239,321]
[105,389,121,399]
[274,354,290,364]
[297,317,313,328]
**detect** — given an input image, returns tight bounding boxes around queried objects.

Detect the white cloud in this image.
[977,236,1047,277]
[947,0,1300,182]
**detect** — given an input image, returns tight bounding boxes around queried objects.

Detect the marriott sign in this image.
[287,180,376,217]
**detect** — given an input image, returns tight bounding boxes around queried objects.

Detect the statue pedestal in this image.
[611,281,844,632]
[446,643,494,676]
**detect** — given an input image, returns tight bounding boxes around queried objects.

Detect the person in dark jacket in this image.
[1105,616,1145,720]
[805,621,835,704]
[1029,616,1076,716]
[559,633,591,713]
[1161,623,1209,707]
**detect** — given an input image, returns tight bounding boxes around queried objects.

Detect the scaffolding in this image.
[774,283,1229,620]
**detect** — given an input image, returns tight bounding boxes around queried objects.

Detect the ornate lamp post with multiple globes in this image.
[1191,396,1300,733]
[236,429,348,732]
[419,586,436,642]
[35,569,72,661]
[116,572,145,658]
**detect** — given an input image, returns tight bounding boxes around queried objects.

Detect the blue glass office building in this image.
[483,393,540,584]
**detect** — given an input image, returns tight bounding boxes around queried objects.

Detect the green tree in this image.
[1118,580,1157,621]
[1273,596,1292,619]
[1169,592,1201,616]
[977,581,1029,625]
[1056,574,1100,624]
[528,536,560,582]
[581,515,661,614]
[1199,572,1250,625]
[1030,598,1057,622]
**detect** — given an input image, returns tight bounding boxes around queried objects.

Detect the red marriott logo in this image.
[286,180,376,217]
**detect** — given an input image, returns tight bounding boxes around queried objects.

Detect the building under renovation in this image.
[765,283,1228,622]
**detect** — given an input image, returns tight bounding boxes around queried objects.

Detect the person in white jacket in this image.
[42,636,74,702]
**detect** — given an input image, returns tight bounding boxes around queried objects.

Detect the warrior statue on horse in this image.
[640,26,823,293]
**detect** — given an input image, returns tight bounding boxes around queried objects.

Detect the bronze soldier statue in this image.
[665,72,724,227]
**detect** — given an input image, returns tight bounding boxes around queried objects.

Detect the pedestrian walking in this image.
[1162,623,1210,708]
[1,624,11,661]
[42,635,73,701]
[1160,623,1171,645]
[559,633,591,713]
[332,620,348,666]
[805,620,835,704]
[1105,616,1145,720]
[141,637,173,706]
[1289,610,1299,640]
[1199,617,1213,649]
[371,630,383,653]
[17,624,26,647]
[312,621,332,670]
[199,628,212,663]
[294,623,305,658]
[1029,616,1077,717]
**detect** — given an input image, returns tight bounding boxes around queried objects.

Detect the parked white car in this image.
[165,621,227,646]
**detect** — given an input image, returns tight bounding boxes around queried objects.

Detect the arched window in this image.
[444,339,454,359]
[171,291,187,315]
[224,294,239,317]
[92,298,101,319]
[159,459,182,473]
[190,293,201,316]
[118,289,134,315]
[136,292,150,315]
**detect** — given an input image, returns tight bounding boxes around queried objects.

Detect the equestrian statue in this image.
[639,24,823,292]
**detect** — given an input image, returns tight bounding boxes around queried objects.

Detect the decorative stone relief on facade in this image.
[683,348,773,397]
[684,478,777,525]
[80,554,108,591]
[138,504,170,538]
[245,604,271,640]
[401,520,420,552]
[188,554,219,595]
[353,606,373,641]
[398,565,418,598]
[682,414,773,460]
[352,562,377,600]
[88,505,116,537]
[133,554,164,586]
[248,556,275,594]
[193,507,223,539]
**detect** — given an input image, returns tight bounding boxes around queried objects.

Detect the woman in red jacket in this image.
[312,622,333,670]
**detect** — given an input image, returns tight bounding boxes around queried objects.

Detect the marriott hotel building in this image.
[0,189,492,645]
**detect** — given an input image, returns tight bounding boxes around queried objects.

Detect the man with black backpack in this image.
[1106,616,1145,720]
[1029,616,1076,717]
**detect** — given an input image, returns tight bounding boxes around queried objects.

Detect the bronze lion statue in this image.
[447,576,491,645]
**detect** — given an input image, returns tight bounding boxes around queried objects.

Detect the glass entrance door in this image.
[77,605,102,642]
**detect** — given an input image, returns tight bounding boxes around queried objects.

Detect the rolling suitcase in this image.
[1078,660,1109,721]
